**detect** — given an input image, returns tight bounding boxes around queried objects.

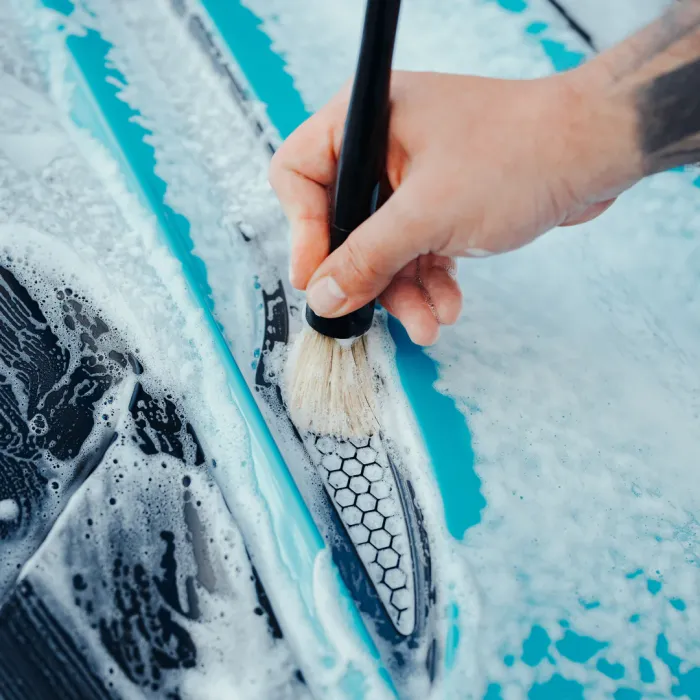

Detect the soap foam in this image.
[27,431,306,700]
[18,0,699,696]
[59,0,486,695]
[62,3,414,695]
[0,500,20,522]
[0,220,310,696]
[235,0,700,696]
[0,6,310,697]
[5,1,401,697]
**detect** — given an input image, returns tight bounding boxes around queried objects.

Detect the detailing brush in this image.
[286,0,401,438]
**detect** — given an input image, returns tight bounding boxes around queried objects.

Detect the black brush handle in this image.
[306,0,401,340]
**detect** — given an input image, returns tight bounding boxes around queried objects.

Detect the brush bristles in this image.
[285,327,378,438]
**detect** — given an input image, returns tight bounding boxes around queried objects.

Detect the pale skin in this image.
[269,1,700,346]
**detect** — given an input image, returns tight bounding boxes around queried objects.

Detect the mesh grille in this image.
[306,433,415,635]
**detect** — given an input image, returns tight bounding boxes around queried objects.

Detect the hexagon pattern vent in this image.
[305,433,415,636]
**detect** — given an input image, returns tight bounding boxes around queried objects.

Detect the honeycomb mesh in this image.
[306,433,415,635]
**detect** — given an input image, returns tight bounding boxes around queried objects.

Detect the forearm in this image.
[589,0,700,177]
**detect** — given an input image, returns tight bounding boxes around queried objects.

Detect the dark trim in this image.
[545,0,597,51]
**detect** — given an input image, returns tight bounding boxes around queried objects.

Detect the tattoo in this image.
[637,56,700,174]
[613,2,700,80]
[614,2,700,174]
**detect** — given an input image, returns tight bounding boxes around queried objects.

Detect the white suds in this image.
[237,0,700,696]
[0,500,19,522]
[13,0,410,693]
[0,5,312,696]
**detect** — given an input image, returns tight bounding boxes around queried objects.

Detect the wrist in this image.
[554,59,643,206]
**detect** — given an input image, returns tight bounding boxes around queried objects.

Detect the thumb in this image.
[305,180,431,318]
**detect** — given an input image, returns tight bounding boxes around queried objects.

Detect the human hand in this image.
[270,68,638,345]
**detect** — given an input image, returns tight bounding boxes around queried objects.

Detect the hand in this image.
[269,68,638,345]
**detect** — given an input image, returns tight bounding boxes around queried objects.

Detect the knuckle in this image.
[296,208,327,227]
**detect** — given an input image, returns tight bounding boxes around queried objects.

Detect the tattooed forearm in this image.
[597,0,700,175]
[637,56,700,174]
[610,1,700,80]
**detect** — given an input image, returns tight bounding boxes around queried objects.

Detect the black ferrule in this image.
[306,298,375,340]
[306,0,401,340]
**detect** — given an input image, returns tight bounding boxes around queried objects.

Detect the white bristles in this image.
[285,326,378,438]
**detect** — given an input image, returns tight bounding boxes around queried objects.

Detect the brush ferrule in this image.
[305,301,374,340]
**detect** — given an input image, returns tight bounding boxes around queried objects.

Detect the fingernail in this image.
[306,276,347,316]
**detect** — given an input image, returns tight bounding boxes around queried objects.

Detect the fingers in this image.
[394,253,454,279]
[280,175,330,289]
[379,278,440,346]
[269,94,348,289]
[377,256,462,346]
[419,263,462,325]
[304,178,438,318]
